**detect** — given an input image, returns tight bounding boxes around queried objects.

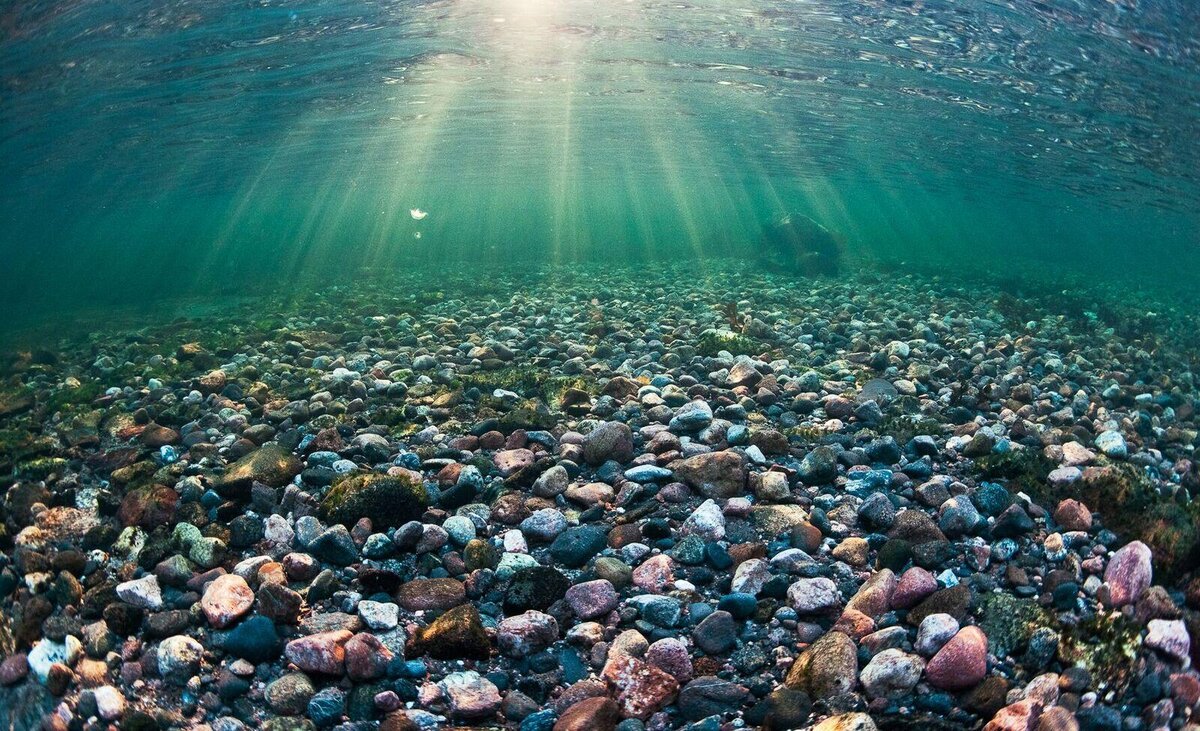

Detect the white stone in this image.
[115,575,163,611]
[92,685,126,720]
[358,600,400,631]
[916,613,960,657]
[28,636,83,683]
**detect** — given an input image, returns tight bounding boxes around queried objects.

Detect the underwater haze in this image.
[2,0,1199,317]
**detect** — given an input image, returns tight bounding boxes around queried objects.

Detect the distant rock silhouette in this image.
[761,214,845,276]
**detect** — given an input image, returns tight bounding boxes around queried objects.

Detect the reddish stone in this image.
[1102,541,1153,607]
[0,653,29,685]
[891,567,938,610]
[553,696,620,731]
[1053,499,1092,532]
[602,653,679,720]
[925,626,988,691]
[284,629,351,675]
[983,699,1042,731]
[345,632,393,680]
[631,555,675,594]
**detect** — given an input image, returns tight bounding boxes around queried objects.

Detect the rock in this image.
[1095,430,1128,459]
[565,580,619,620]
[602,653,680,720]
[319,472,428,529]
[916,613,960,657]
[787,577,842,614]
[494,448,536,476]
[681,499,726,541]
[670,401,714,432]
[984,699,1042,731]
[396,578,465,612]
[646,637,693,683]
[693,610,737,655]
[674,451,746,499]
[115,575,163,611]
[631,554,675,594]
[220,615,282,662]
[1144,619,1190,662]
[677,676,750,720]
[532,465,570,497]
[785,631,858,697]
[1053,500,1092,532]
[798,446,838,484]
[358,600,400,631]
[92,685,126,720]
[728,357,763,387]
[158,635,204,682]
[550,525,609,568]
[844,569,896,618]
[266,672,315,715]
[440,671,502,719]
[27,637,81,686]
[405,605,491,661]
[202,574,255,629]
[813,713,879,731]
[497,611,559,657]
[344,632,392,680]
[504,566,571,613]
[582,422,634,465]
[284,630,351,675]
[1102,541,1152,607]
[218,444,302,495]
[554,697,620,731]
[859,649,924,699]
[925,626,988,691]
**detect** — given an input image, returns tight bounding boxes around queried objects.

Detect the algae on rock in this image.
[319,471,429,529]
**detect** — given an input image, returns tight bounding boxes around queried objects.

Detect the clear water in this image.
[2,0,1198,320]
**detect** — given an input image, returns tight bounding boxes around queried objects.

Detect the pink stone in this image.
[201,574,254,629]
[891,567,937,609]
[632,555,675,594]
[925,626,988,691]
[845,569,897,618]
[983,699,1042,731]
[602,653,680,720]
[646,638,693,683]
[1145,619,1191,662]
[345,632,392,680]
[284,630,352,675]
[1102,541,1153,607]
[494,448,535,476]
[565,580,619,620]
[0,654,29,685]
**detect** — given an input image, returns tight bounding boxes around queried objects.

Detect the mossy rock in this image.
[215,443,302,497]
[1059,612,1142,693]
[0,389,34,418]
[974,449,1057,498]
[319,471,429,529]
[497,403,557,432]
[15,457,68,480]
[976,592,1050,659]
[696,330,762,358]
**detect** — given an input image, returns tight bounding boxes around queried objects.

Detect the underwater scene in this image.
[1,0,1199,729]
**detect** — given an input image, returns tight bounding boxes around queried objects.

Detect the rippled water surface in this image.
[1,0,1198,317]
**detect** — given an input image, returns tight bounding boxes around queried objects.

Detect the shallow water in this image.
[1,0,1198,319]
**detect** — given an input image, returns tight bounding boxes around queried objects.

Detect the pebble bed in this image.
[0,262,1198,731]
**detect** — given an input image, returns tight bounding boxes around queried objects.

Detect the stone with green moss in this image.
[319,471,429,529]
[976,592,1049,659]
[215,443,302,497]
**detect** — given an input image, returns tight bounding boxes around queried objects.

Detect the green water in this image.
[2,0,1198,322]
